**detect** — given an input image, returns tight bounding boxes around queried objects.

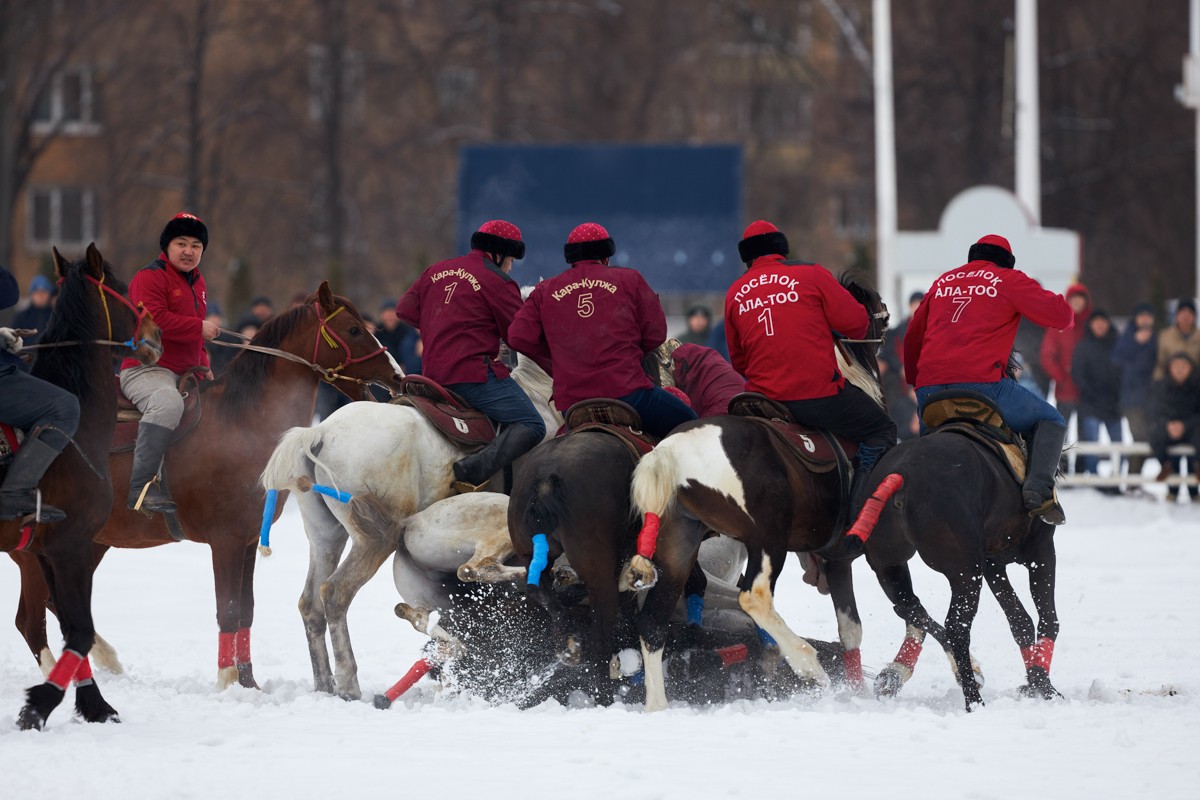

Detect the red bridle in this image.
[80,273,155,350]
[310,302,386,382]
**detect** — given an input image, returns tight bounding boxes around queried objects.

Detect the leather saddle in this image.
[111,368,206,453]
[391,375,495,450]
[920,391,1027,484]
[727,392,857,474]
[562,398,657,460]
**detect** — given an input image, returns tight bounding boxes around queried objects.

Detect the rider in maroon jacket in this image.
[903,234,1074,524]
[507,222,697,439]
[396,220,545,492]
[725,220,896,513]
[120,213,219,515]
[669,342,745,418]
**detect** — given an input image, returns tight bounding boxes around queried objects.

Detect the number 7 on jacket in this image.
[950,296,971,323]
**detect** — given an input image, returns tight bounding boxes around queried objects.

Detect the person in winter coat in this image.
[726,220,896,513]
[0,266,79,522]
[1039,282,1090,435]
[904,234,1074,525]
[507,222,697,439]
[1111,302,1158,477]
[396,220,545,493]
[12,274,54,344]
[1071,310,1123,477]
[1149,352,1200,498]
[119,213,220,515]
[666,341,745,418]
[1153,298,1200,380]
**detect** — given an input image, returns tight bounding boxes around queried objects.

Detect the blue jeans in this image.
[1078,415,1123,474]
[447,369,546,439]
[916,378,1064,436]
[619,387,698,439]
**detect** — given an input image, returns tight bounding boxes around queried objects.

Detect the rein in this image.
[19,274,156,354]
[841,311,890,344]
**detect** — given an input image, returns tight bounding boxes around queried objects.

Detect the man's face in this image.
[1169,357,1193,384]
[1135,311,1155,329]
[30,288,50,308]
[252,303,273,322]
[379,308,398,329]
[687,314,708,333]
[1177,307,1196,332]
[1089,317,1110,338]
[1068,294,1088,314]
[167,236,204,271]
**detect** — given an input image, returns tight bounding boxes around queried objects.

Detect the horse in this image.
[6,244,162,730]
[842,392,1062,710]
[624,273,889,711]
[11,282,403,692]
[258,353,559,700]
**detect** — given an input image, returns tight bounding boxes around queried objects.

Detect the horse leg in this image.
[821,557,866,691]
[12,551,53,674]
[322,534,397,701]
[211,540,250,691]
[233,540,260,689]
[570,538,623,706]
[944,572,985,710]
[737,552,830,690]
[1019,533,1061,699]
[297,493,348,695]
[865,562,949,697]
[458,528,522,584]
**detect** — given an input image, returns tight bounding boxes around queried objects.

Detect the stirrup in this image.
[450,479,484,495]
[130,479,176,515]
[1024,496,1066,526]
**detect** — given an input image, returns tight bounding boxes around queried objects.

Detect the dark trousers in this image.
[0,364,79,450]
[448,368,546,439]
[782,383,897,453]
[619,386,699,440]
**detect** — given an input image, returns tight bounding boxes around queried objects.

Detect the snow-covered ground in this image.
[1,490,1196,799]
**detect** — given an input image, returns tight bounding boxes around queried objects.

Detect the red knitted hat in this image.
[564,222,615,263]
[470,219,525,260]
[738,219,789,263]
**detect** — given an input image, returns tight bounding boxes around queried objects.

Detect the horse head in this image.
[837,273,888,406]
[307,281,405,399]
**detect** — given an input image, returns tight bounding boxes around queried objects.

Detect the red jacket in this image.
[1038,282,1091,403]
[904,263,1074,388]
[396,250,522,385]
[120,256,208,375]
[507,259,665,410]
[724,255,867,401]
[671,343,745,417]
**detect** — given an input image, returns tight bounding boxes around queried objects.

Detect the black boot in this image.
[1022,420,1067,525]
[127,422,177,514]
[848,443,888,515]
[0,432,67,523]
[452,424,543,493]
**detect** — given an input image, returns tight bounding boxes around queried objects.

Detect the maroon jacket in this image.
[725,255,867,401]
[671,343,745,417]
[507,259,666,410]
[120,256,209,375]
[396,250,522,385]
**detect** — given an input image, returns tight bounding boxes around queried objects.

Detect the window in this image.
[32,66,101,134]
[27,187,99,247]
[308,44,365,123]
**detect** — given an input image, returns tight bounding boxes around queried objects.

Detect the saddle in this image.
[920,391,1027,484]
[111,368,207,453]
[562,398,656,461]
[727,393,855,473]
[391,375,495,450]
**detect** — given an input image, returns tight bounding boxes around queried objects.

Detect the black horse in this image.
[845,391,1062,711]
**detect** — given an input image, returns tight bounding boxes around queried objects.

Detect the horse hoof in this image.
[373,694,393,710]
[237,662,260,690]
[17,704,47,731]
[874,665,905,698]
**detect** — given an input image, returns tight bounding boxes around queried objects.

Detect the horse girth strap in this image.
[568,422,656,462]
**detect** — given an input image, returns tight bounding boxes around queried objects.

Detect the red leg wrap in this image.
[842,648,864,685]
[48,649,84,691]
[218,631,236,669]
[846,473,904,544]
[16,524,35,551]
[234,628,252,665]
[636,512,661,559]
[74,656,94,684]
[716,644,748,667]
[384,659,432,702]
[895,636,923,670]
[1022,637,1054,672]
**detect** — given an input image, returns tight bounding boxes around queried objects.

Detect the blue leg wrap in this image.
[311,483,353,503]
[527,533,549,587]
[757,627,778,647]
[258,489,278,549]
[686,593,704,627]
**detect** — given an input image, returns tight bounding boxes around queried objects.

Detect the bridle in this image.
[20,272,157,354]
[841,309,890,345]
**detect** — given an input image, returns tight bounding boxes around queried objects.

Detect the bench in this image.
[1061,442,1197,487]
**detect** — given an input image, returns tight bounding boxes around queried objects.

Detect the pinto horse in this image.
[259,353,559,700]
[6,245,162,730]
[844,393,1062,710]
[624,274,888,711]
[12,282,403,691]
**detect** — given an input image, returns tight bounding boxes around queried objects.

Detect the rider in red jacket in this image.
[507,222,697,438]
[904,234,1074,524]
[725,220,896,513]
[396,220,545,492]
[668,342,745,418]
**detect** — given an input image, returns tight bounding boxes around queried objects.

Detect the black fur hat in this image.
[159,213,209,253]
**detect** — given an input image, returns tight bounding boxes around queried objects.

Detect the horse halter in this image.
[310,302,386,384]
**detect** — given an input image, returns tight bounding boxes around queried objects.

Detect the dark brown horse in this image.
[844,392,1062,710]
[624,275,888,711]
[7,245,163,730]
[12,282,404,692]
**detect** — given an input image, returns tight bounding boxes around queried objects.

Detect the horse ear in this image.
[52,247,70,280]
[316,281,336,312]
[84,243,104,279]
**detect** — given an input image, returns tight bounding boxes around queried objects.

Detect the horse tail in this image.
[523,473,570,536]
[630,445,683,520]
[260,425,326,492]
[846,472,905,546]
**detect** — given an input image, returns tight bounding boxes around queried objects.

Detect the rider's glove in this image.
[0,327,23,354]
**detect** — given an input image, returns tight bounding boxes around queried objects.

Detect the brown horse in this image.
[12,282,404,691]
[7,245,162,730]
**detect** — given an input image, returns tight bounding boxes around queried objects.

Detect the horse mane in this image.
[216,303,318,420]
[836,271,886,407]
[33,260,125,396]
[509,353,561,425]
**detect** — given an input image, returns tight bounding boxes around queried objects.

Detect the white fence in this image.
[1062,443,1197,487]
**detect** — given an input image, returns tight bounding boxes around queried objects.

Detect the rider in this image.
[0,266,79,522]
[119,213,220,515]
[507,222,698,439]
[662,340,746,418]
[725,220,896,513]
[903,234,1074,525]
[396,220,545,493]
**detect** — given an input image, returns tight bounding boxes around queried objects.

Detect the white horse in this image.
[260,355,559,700]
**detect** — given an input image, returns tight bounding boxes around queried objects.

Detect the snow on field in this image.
[0,490,1196,799]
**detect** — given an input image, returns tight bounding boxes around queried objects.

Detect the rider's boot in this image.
[452,424,543,493]
[1022,420,1067,526]
[848,443,887,514]
[0,429,68,523]
[127,422,177,515]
